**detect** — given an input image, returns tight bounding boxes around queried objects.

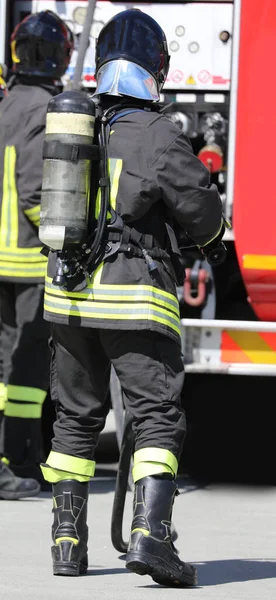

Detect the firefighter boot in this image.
[51,479,89,576]
[5,417,47,487]
[126,475,197,587]
[0,458,41,499]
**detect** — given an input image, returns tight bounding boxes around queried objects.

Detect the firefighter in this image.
[40,9,224,585]
[0,10,74,498]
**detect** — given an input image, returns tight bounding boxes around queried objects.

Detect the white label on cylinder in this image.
[46,112,95,138]
[39,225,66,250]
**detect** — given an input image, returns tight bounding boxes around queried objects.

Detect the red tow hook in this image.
[183,267,209,306]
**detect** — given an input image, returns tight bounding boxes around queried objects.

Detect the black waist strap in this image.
[104,229,170,259]
[105,230,160,248]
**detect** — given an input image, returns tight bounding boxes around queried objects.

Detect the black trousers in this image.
[50,323,186,463]
[0,282,50,463]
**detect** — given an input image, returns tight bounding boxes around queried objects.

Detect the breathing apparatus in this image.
[39,90,159,290]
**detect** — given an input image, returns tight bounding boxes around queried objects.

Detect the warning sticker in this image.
[186,75,197,85]
[198,70,212,84]
[170,70,185,84]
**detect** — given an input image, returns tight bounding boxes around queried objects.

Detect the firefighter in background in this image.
[39,10,224,585]
[0,68,8,431]
[0,10,74,499]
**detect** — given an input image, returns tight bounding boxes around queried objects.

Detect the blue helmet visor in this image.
[94,59,159,101]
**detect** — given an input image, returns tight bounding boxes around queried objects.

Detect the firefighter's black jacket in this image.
[0,80,56,283]
[45,106,223,344]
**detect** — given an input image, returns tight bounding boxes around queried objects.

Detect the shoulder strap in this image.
[108,108,145,126]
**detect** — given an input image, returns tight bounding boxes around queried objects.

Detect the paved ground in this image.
[1,467,276,600]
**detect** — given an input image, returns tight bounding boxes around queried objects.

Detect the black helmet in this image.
[10,10,74,79]
[94,9,170,101]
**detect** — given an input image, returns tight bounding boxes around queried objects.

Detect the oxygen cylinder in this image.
[39,90,97,251]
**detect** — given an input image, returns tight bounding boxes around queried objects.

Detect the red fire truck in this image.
[2,0,276,376]
[1,1,276,478]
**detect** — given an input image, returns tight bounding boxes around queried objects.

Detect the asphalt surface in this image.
[1,466,276,600]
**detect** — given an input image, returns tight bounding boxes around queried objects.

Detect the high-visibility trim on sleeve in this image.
[7,385,47,403]
[40,464,92,483]
[0,383,7,411]
[132,447,178,483]
[4,401,43,419]
[24,205,41,226]
[45,451,95,478]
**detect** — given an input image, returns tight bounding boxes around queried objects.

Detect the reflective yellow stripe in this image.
[24,205,40,218]
[45,275,178,305]
[45,292,179,316]
[110,158,122,209]
[40,464,91,483]
[91,261,103,285]
[0,383,7,411]
[1,246,45,254]
[46,451,95,477]
[133,447,178,483]
[133,448,178,472]
[55,537,79,546]
[132,462,174,482]
[7,385,47,403]
[0,262,47,278]
[11,40,20,63]
[44,297,180,335]
[44,291,179,320]
[0,150,9,246]
[24,205,41,226]
[45,277,179,315]
[4,401,42,418]
[0,251,46,262]
[243,254,276,270]
[95,158,123,218]
[0,146,18,248]
[131,528,150,536]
